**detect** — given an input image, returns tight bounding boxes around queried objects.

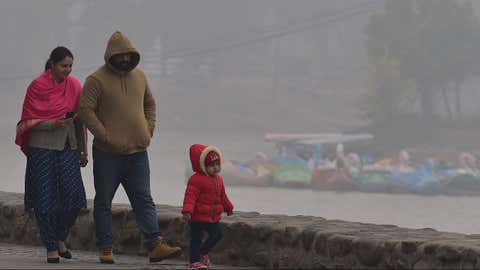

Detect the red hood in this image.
[189,144,222,175]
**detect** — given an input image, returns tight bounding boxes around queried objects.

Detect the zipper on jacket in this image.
[212,177,219,221]
[121,76,127,94]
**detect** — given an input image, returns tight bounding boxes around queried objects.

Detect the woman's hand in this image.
[80,152,88,167]
[182,213,191,221]
[53,118,73,129]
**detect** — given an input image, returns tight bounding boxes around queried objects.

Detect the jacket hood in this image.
[189,144,222,175]
[104,31,140,73]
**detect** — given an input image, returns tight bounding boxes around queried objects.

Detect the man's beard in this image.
[112,60,131,71]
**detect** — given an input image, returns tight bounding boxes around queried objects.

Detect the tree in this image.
[358,58,414,124]
[363,0,480,123]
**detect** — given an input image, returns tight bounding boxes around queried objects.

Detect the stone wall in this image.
[1,191,480,269]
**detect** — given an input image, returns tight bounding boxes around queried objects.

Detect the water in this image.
[5,127,480,235]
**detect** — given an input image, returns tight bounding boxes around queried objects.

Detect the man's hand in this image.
[80,152,88,167]
[182,213,191,221]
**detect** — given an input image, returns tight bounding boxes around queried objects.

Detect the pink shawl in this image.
[15,70,83,155]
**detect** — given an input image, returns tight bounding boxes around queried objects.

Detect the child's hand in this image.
[182,213,191,221]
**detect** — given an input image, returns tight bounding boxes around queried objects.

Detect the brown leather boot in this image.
[98,247,114,264]
[148,236,182,262]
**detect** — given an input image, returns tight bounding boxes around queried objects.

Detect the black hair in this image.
[44,46,74,71]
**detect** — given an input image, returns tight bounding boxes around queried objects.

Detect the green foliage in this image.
[358,58,415,123]
[362,0,480,122]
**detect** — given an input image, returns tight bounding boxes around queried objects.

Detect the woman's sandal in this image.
[47,257,60,263]
[59,250,72,259]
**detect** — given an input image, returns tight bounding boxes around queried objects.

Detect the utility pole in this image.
[271,36,280,108]
[265,7,280,122]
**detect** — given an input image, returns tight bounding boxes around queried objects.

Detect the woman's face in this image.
[51,56,73,83]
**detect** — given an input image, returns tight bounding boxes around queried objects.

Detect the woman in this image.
[15,46,87,263]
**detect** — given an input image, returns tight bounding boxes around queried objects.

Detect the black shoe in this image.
[59,250,72,259]
[47,257,60,263]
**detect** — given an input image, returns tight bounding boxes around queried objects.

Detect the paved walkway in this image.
[0,242,255,269]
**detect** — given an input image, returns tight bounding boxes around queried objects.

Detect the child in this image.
[182,144,234,269]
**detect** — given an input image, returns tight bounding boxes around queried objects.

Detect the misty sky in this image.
[0,0,376,79]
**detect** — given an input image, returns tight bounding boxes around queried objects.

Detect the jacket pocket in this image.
[135,123,151,149]
[215,204,224,215]
[137,133,151,148]
[105,132,128,153]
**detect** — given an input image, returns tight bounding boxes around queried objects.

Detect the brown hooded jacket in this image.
[78,31,156,154]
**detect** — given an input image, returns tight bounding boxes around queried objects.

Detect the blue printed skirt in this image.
[25,145,87,213]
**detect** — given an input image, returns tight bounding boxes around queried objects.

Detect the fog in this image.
[3,0,480,234]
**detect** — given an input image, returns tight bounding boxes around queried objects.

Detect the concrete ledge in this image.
[1,191,480,269]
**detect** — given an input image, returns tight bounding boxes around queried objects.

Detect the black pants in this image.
[189,221,223,263]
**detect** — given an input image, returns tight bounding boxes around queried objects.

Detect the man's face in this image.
[111,53,132,71]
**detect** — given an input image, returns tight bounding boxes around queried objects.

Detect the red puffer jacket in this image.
[182,144,234,223]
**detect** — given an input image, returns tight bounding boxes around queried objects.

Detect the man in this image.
[78,31,182,264]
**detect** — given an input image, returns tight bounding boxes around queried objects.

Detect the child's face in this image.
[206,161,221,177]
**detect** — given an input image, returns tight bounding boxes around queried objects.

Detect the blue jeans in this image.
[92,147,160,250]
[189,221,223,263]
